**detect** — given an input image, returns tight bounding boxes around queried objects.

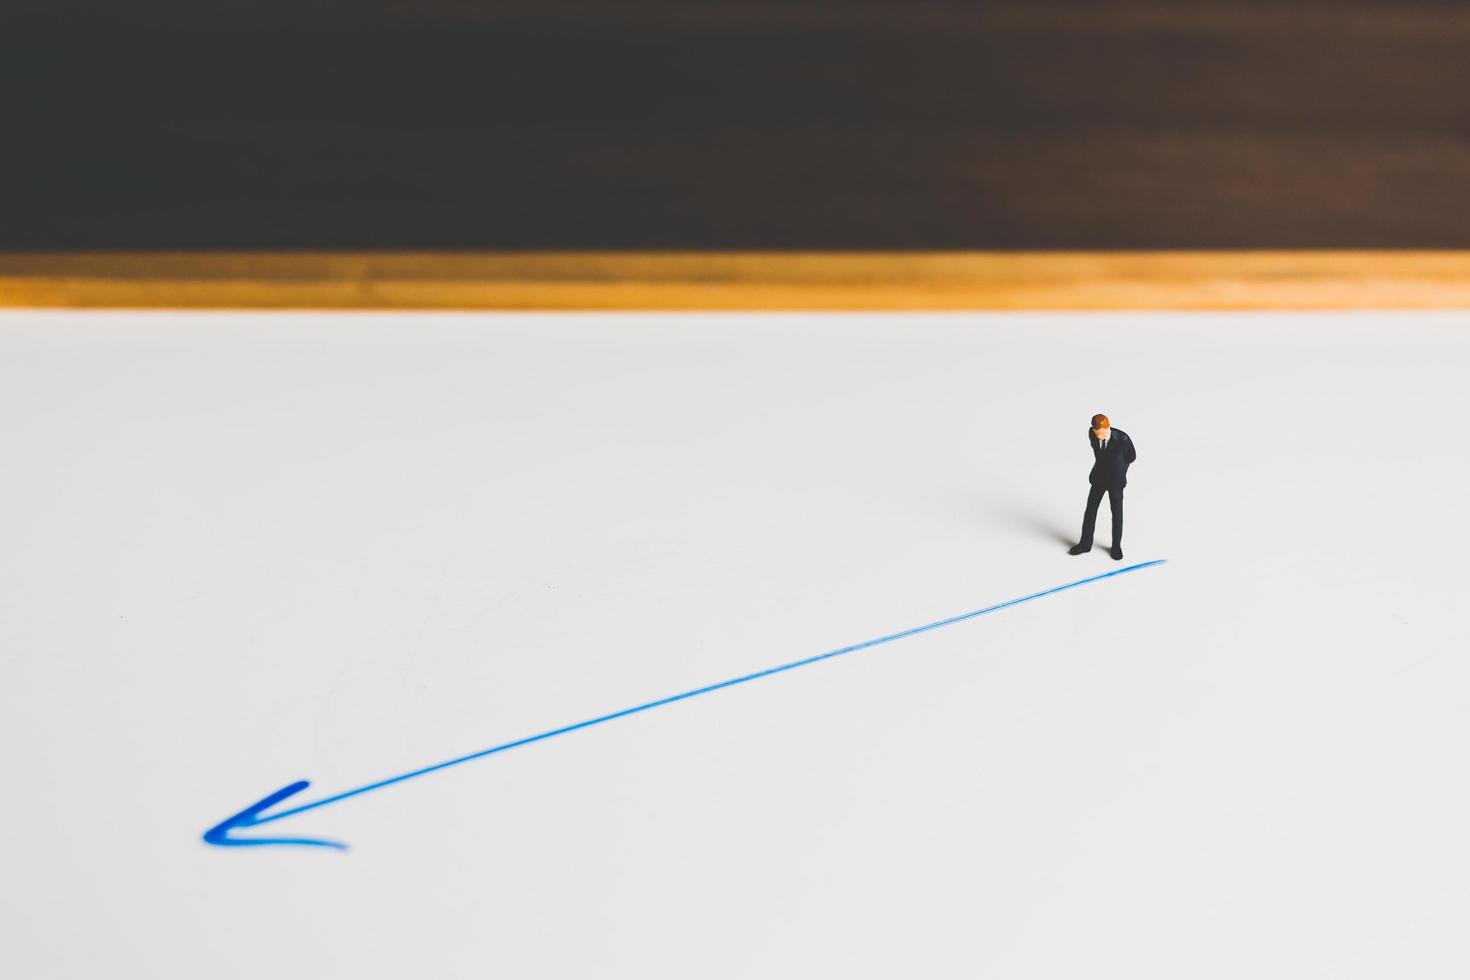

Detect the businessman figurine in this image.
[1069,414,1136,560]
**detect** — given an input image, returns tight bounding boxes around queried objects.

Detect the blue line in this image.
[254,559,1166,827]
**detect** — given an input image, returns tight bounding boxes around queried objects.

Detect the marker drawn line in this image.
[205,559,1166,848]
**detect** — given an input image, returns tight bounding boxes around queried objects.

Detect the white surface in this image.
[1,310,1466,978]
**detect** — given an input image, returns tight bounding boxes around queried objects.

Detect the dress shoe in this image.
[1110,546,1123,560]
[1068,543,1090,555]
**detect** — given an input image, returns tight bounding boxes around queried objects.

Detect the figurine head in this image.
[1091,413,1110,440]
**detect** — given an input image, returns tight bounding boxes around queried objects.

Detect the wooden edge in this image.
[4,251,1470,310]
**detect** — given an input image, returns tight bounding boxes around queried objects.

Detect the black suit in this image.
[1079,428,1136,549]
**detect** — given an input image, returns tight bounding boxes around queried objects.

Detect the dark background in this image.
[6,1,1470,249]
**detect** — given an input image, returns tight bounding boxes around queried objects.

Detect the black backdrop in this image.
[6,1,1469,249]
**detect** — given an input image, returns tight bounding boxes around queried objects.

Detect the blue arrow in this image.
[203,559,1167,849]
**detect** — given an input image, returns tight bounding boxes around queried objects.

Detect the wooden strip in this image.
[3,251,1470,310]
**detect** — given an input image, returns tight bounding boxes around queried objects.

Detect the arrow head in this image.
[202,780,347,850]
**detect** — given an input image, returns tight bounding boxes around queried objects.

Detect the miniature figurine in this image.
[1069,414,1136,560]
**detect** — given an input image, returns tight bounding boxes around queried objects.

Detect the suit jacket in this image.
[1088,428,1136,487]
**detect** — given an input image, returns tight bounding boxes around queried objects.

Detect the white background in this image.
[2,310,1466,978]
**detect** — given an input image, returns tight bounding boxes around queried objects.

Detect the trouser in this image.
[1080,483,1124,549]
